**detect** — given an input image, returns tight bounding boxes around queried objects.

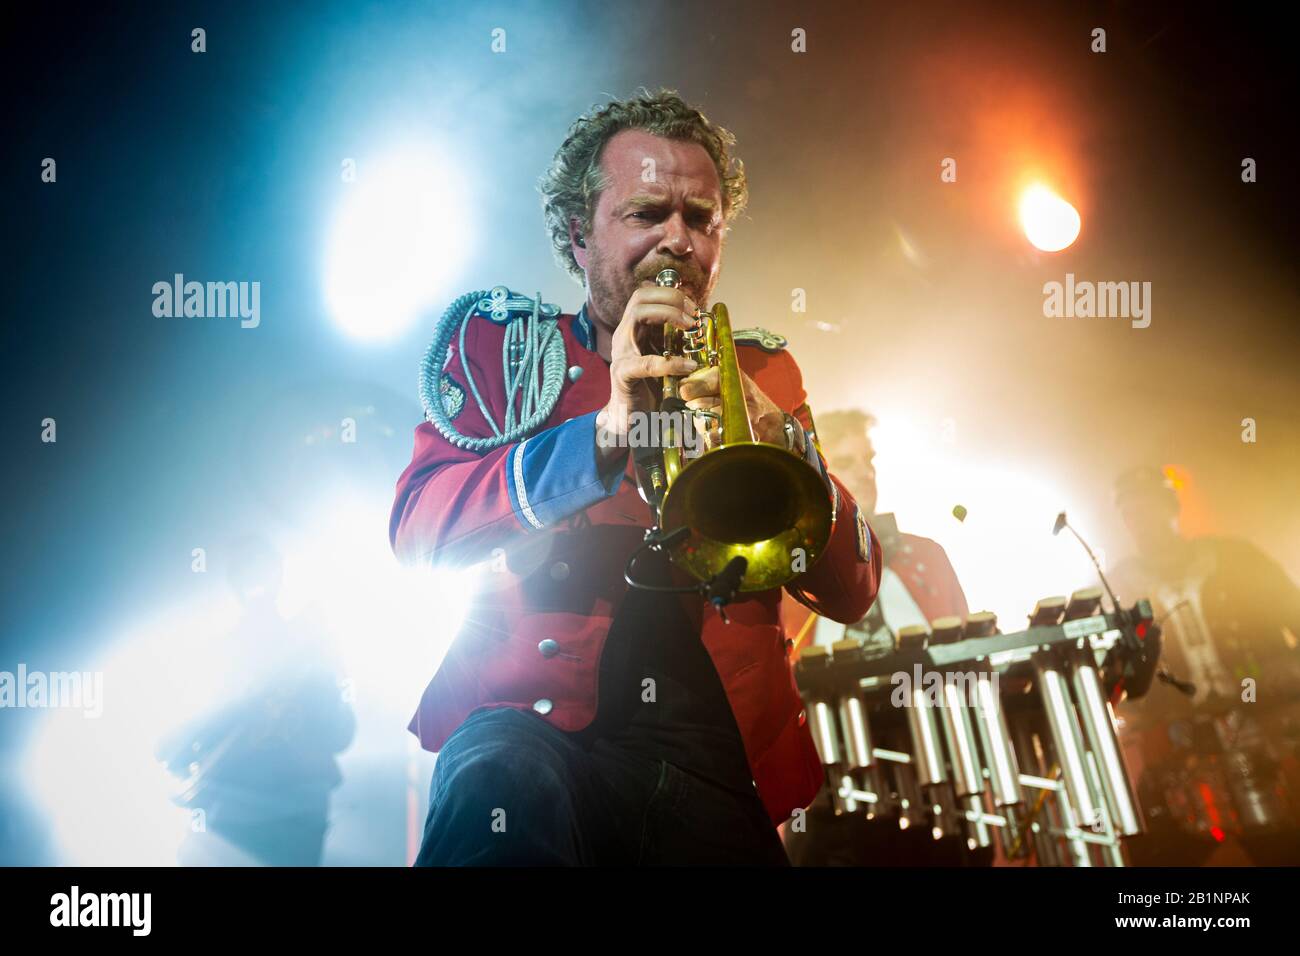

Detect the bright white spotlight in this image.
[324,146,473,342]
[868,414,1101,627]
[1019,184,1081,253]
[23,596,244,866]
[23,488,479,867]
[279,486,479,706]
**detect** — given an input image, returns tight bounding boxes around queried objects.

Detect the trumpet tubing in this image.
[650,268,833,592]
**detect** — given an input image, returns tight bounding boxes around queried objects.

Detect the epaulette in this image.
[732,327,788,352]
[419,285,567,451]
[469,285,562,324]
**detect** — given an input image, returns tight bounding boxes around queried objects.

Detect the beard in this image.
[586,245,713,344]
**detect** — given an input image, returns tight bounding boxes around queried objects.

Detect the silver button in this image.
[550,561,569,580]
[537,639,559,658]
[567,365,584,382]
[533,698,553,716]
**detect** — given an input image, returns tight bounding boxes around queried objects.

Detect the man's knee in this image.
[440,743,569,807]
[417,709,581,865]
[435,708,573,799]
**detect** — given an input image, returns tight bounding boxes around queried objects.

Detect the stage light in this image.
[1019,184,1081,252]
[23,597,244,866]
[324,146,473,342]
[23,487,477,866]
[278,486,479,706]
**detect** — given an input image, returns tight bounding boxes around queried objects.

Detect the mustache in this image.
[635,260,705,293]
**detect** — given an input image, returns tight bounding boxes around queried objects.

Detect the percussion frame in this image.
[797,606,1160,866]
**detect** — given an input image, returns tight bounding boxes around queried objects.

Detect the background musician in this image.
[781,408,979,865]
[156,536,356,866]
[1110,466,1300,865]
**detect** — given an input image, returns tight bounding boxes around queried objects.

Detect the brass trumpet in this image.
[640,268,834,593]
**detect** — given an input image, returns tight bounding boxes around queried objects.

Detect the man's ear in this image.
[568,217,589,270]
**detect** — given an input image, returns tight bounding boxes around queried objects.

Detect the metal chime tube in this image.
[1070,649,1143,836]
[838,694,875,769]
[808,698,841,767]
[971,671,1024,807]
[1035,657,1100,828]
[906,685,948,787]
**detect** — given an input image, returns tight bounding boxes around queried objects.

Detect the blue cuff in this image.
[504,410,625,531]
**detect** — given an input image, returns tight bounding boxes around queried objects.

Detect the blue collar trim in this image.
[571,303,596,352]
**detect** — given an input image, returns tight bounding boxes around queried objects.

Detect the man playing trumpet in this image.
[391,88,882,865]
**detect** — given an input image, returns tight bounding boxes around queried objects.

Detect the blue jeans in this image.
[415,707,790,866]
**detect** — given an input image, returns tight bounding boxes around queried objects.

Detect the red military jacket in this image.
[390,290,883,825]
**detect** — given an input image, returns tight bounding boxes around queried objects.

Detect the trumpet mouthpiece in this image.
[655,268,681,288]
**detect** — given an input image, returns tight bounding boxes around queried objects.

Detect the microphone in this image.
[1054,512,1196,699]
[1052,511,1125,621]
[1156,669,1197,697]
[705,556,749,619]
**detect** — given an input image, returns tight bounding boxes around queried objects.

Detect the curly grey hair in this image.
[538,87,749,284]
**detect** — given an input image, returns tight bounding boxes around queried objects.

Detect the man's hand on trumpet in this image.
[595,282,699,466]
[677,364,787,450]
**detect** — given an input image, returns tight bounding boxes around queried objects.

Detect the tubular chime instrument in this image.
[795,590,1163,866]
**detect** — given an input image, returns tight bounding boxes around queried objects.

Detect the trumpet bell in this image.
[660,440,833,592]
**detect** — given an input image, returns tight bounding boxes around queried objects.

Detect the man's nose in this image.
[657,212,693,257]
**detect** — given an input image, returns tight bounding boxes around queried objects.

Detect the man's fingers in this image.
[615,309,697,359]
[615,288,698,340]
[631,285,698,315]
[612,353,698,386]
[677,366,720,400]
[632,303,698,330]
